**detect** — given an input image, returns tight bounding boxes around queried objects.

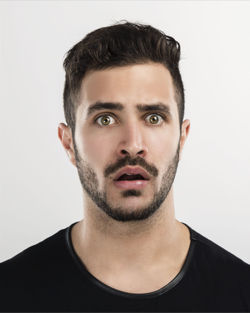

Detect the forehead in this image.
[78,62,178,118]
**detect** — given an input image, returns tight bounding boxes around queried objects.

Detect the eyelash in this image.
[94,113,167,127]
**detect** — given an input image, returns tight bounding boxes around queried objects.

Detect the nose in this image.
[115,121,148,159]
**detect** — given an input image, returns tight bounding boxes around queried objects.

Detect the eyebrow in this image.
[86,101,173,119]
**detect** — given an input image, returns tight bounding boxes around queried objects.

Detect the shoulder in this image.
[183,224,250,310]
[0,225,69,288]
[186,224,250,296]
[189,225,249,268]
[0,224,78,311]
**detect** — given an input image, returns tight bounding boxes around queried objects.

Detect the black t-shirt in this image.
[0,221,250,312]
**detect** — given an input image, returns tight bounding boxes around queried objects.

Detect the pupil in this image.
[102,116,110,125]
[150,115,158,124]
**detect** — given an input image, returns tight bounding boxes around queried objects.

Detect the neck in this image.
[71,189,190,275]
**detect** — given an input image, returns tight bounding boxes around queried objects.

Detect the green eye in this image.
[96,115,115,126]
[95,113,165,127]
[146,114,163,125]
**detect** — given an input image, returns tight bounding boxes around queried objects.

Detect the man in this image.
[0,21,249,312]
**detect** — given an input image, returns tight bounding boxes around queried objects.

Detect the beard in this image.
[73,139,180,223]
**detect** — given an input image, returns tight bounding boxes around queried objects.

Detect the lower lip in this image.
[113,180,149,189]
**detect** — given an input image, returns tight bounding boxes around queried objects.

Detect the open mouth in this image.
[114,174,149,189]
[116,174,147,181]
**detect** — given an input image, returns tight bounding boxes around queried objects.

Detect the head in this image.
[58,21,190,223]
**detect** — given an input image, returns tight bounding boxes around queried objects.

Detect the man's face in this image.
[64,63,189,222]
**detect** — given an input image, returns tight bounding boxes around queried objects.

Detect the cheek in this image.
[77,129,112,165]
[149,128,178,159]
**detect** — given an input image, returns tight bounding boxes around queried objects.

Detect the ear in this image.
[58,123,76,167]
[179,119,191,161]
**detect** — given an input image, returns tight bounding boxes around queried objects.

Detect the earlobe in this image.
[58,123,76,167]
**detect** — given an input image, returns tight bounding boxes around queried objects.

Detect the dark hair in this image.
[63,20,185,136]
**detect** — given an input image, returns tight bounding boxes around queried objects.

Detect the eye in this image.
[145,113,165,125]
[95,114,116,126]
[94,113,166,127]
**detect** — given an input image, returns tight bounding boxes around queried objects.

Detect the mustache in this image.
[104,155,158,178]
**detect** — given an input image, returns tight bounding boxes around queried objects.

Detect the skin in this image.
[58,62,191,293]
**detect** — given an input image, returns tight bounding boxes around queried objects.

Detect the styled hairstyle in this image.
[63,20,185,136]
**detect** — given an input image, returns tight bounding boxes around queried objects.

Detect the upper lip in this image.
[114,166,150,181]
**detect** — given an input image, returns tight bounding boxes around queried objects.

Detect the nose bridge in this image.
[116,115,148,158]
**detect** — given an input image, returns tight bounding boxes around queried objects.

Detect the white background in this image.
[0,1,249,263]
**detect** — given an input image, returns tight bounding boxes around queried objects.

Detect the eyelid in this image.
[94,112,167,126]
[94,113,116,126]
[144,112,167,121]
